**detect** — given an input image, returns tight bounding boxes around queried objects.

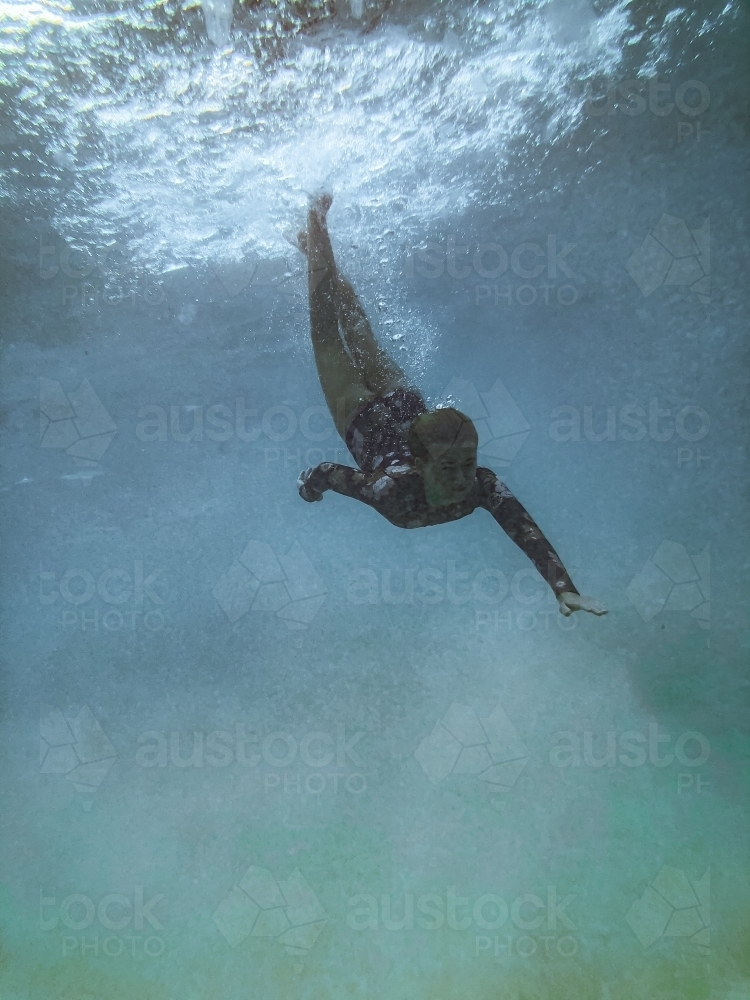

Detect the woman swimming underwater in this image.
[296,195,606,617]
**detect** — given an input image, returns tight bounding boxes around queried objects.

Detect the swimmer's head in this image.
[409,408,478,506]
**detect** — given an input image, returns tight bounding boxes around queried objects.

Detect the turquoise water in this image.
[1,1,748,998]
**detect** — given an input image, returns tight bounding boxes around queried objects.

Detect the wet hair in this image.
[408,407,478,463]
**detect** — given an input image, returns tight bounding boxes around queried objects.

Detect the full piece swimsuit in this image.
[300,386,579,598]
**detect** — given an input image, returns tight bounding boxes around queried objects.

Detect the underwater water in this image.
[1,0,749,997]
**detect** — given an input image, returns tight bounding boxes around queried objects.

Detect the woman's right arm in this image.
[297,463,377,504]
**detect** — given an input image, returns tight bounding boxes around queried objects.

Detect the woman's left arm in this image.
[476,469,607,616]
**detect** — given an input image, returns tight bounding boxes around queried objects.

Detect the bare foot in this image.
[310,192,333,220]
[296,193,332,255]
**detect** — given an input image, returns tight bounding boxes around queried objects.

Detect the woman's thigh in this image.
[335,275,407,396]
[312,340,376,440]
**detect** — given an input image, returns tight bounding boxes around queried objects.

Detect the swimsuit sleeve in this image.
[303,462,383,507]
[476,468,578,597]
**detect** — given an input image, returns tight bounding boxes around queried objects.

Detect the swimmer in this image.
[295,194,606,617]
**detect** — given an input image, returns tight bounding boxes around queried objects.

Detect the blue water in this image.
[1,1,748,998]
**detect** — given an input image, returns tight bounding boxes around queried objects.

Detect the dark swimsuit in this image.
[304,387,578,597]
[345,386,427,474]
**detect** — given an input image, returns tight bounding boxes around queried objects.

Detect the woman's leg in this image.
[334,274,410,397]
[305,197,374,439]
[299,223,410,397]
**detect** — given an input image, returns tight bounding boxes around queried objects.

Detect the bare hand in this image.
[297,467,323,502]
[557,592,608,616]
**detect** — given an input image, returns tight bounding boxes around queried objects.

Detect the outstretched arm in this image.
[297,462,384,508]
[477,470,607,616]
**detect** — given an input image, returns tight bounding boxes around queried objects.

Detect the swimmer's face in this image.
[418,444,477,506]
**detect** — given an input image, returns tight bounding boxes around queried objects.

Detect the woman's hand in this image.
[557,592,608,616]
[297,468,324,502]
